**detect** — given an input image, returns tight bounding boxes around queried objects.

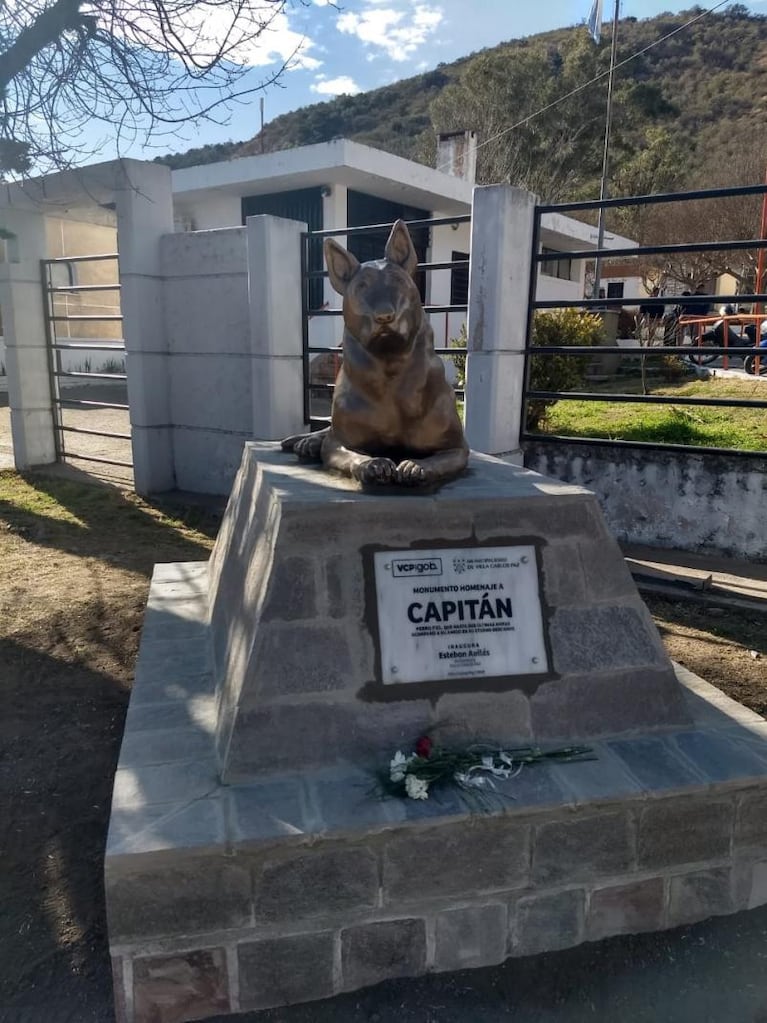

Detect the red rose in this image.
[415,736,432,759]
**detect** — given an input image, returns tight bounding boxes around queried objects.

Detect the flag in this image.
[588,0,603,43]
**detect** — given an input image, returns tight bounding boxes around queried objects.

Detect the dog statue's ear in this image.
[324,238,360,295]
[384,219,418,277]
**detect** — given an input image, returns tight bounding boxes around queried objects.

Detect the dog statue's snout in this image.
[374,307,395,325]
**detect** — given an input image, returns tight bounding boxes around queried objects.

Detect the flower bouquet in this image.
[382,735,595,803]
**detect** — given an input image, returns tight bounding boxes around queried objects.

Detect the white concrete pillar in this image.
[464,185,536,458]
[115,160,175,494]
[0,208,57,468]
[247,215,306,438]
[314,183,347,351]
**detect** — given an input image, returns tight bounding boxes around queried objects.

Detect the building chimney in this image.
[436,130,477,184]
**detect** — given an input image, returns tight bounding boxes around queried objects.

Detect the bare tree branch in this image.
[1,0,320,174]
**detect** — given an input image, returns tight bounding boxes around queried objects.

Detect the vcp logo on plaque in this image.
[373,546,548,685]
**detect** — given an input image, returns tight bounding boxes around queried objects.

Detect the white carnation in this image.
[405,774,429,800]
[389,751,409,783]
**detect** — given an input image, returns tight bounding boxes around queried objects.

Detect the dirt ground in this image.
[0,467,765,1023]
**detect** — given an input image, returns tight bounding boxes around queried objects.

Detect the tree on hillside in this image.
[0,0,318,175]
[636,149,767,294]
[429,33,674,202]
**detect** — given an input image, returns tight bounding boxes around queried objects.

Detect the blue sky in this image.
[141,0,767,157]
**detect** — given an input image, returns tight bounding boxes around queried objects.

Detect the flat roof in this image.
[171,138,474,215]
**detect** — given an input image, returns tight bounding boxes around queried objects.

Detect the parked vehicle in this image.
[680,306,767,369]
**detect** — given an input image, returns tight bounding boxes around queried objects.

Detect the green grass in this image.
[533,376,767,451]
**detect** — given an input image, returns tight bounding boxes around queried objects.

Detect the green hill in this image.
[156,5,767,202]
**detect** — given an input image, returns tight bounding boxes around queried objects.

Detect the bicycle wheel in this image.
[686,340,718,366]
[744,354,767,376]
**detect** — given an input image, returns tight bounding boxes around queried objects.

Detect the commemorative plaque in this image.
[373,545,548,685]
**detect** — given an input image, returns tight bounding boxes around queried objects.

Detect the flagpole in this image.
[592,0,620,301]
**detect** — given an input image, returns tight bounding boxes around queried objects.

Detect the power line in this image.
[436,0,732,175]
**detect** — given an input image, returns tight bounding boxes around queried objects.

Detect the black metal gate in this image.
[41,252,133,477]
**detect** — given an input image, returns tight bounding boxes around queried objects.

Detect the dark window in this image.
[606,282,624,299]
[347,190,429,301]
[242,187,324,310]
[450,251,469,306]
[540,246,573,281]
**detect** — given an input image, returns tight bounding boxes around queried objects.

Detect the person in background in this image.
[638,286,665,340]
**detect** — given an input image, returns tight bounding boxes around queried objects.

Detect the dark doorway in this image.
[347,190,429,301]
[242,187,324,310]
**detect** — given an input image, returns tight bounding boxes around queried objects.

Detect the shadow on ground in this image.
[0,466,218,576]
[0,638,126,1023]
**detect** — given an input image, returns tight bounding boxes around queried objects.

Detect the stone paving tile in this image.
[721,722,767,763]
[124,700,206,734]
[226,776,315,846]
[128,670,215,707]
[309,767,407,833]
[107,795,226,857]
[152,561,209,584]
[549,742,644,804]
[492,761,571,810]
[140,607,209,643]
[118,726,214,768]
[607,735,707,794]
[670,730,767,785]
[150,575,209,598]
[112,757,219,811]
[145,592,209,619]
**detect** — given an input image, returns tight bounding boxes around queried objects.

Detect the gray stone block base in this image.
[208,444,690,782]
[106,565,767,1022]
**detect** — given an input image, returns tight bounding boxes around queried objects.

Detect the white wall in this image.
[429,218,471,350]
[174,192,241,232]
[160,227,253,492]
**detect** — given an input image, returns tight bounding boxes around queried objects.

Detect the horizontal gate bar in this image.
[43,253,119,263]
[58,398,130,410]
[536,237,767,263]
[537,183,767,214]
[303,214,471,239]
[51,342,126,352]
[63,454,134,468]
[525,391,767,408]
[47,283,121,293]
[526,345,763,356]
[533,294,767,310]
[60,426,132,440]
[308,304,468,317]
[520,433,767,459]
[55,371,126,381]
[49,314,123,322]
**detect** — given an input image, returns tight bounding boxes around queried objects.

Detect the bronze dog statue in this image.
[282,220,469,487]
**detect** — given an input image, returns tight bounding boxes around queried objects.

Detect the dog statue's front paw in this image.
[396,459,430,486]
[294,434,324,463]
[353,457,398,485]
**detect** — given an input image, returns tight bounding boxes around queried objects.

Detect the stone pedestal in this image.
[210,444,689,782]
[106,444,767,1023]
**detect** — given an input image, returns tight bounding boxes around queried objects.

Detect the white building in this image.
[170,137,636,351]
[0,138,638,378]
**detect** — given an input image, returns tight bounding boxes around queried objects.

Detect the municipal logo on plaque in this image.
[373,545,548,685]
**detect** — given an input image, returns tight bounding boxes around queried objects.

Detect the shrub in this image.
[449,323,467,388]
[527,308,605,430]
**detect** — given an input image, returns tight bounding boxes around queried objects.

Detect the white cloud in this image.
[101,4,322,71]
[337,3,444,63]
[229,11,323,70]
[311,75,363,96]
